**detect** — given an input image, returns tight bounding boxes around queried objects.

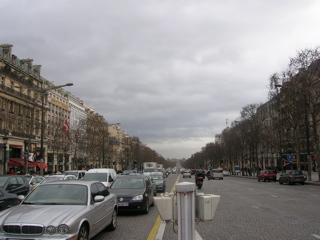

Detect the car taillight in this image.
[288,175,292,178]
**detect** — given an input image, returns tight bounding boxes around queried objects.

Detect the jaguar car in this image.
[0,179,118,240]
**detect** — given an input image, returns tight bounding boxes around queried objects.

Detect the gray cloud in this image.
[2,0,320,158]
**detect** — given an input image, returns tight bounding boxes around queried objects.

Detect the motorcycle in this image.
[196,176,204,189]
[206,174,211,180]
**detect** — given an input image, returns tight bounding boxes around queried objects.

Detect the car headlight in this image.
[57,224,69,235]
[132,195,143,201]
[46,226,56,235]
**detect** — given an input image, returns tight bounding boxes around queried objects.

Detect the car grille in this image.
[3,224,44,235]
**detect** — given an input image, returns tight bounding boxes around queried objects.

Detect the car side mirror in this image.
[94,195,105,203]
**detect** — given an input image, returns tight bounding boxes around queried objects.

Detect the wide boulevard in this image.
[93,173,320,240]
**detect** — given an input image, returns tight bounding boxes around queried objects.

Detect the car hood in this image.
[0,205,86,226]
[109,188,145,197]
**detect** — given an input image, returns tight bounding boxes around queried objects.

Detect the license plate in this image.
[295,179,301,181]
[118,202,129,206]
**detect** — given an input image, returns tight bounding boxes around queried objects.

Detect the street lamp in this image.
[17,83,73,176]
[39,83,73,176]
[2,135,8,175]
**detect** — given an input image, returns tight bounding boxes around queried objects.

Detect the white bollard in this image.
[175,182,196,240]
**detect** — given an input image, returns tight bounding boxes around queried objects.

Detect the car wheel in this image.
[279,180,283,184]
[143,199,149,214]
[258,179,260,182]
[78,224,89,240]
[106,208,117,231]
[263,178,266,182]
[301,182,305,185]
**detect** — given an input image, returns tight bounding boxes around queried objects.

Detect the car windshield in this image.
[0,177,9,187]
[214,169,223,173]
[290,170,303,175]
[111,178,144,189]
[83,173,109,181]
[144,169,155,173]
[151,175,163,180]
[22,184,88,205]
[265,171,275,174]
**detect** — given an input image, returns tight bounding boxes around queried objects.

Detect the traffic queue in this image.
[0,168,171,240]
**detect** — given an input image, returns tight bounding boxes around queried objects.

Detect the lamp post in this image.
[2,135,8,175]
[39,83,73,176]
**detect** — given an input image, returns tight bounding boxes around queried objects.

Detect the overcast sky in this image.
[2,0,320,159]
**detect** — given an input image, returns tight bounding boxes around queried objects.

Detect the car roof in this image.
[39,179,100,187]
[116,175,146,179]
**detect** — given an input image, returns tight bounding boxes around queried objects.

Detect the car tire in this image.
[143,199,149,214]
[279,180,283,184]
[78,224,89,240]
[258,179,260,182]
[106,208,117,231]
[301,182,305,185]
[263,178,266,182]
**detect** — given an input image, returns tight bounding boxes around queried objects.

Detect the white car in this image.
[223,170,230,176]
[212,169,224,180]
[182,171,192,178]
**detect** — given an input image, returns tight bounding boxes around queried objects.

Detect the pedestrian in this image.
[9,169,15,175]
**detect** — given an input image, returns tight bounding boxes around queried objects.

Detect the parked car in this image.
[25,175,45,191]
[278,170,306,185]
[182,170,192,178]
[0,188,21,211]
[212,169,224,180]
[64,170,87,179]
[150,172,166,193]
[109,175,155,214]
[258,170,277,182]
[0,175,30,196]
[83,168,117,188]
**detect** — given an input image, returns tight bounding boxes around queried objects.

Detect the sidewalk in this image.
[232,171,320,186]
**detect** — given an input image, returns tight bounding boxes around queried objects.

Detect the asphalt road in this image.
[93,174,320,240]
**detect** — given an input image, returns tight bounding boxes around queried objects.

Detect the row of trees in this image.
[184,46,320,181]
[60,112,174,171]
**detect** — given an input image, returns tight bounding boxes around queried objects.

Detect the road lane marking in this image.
[252,206,259,209]
[312,234,320,239]
[270,195,278,198]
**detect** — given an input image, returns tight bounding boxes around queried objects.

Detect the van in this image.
[83,168,117,187]
[212,169,224,180]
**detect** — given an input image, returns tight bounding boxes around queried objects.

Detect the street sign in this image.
[287,154,293,163]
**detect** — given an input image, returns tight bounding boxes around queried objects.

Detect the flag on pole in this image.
[226,118,228,125]
[61,120,71,141]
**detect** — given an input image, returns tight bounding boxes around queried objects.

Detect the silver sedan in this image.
[0,180,118,240]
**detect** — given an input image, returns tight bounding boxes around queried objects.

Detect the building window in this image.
[9,101,14,113]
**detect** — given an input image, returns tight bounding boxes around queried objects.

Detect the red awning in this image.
[8,159,38,167]
[35,162,48,169]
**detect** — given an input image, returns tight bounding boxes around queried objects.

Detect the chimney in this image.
[0,44,13,58]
